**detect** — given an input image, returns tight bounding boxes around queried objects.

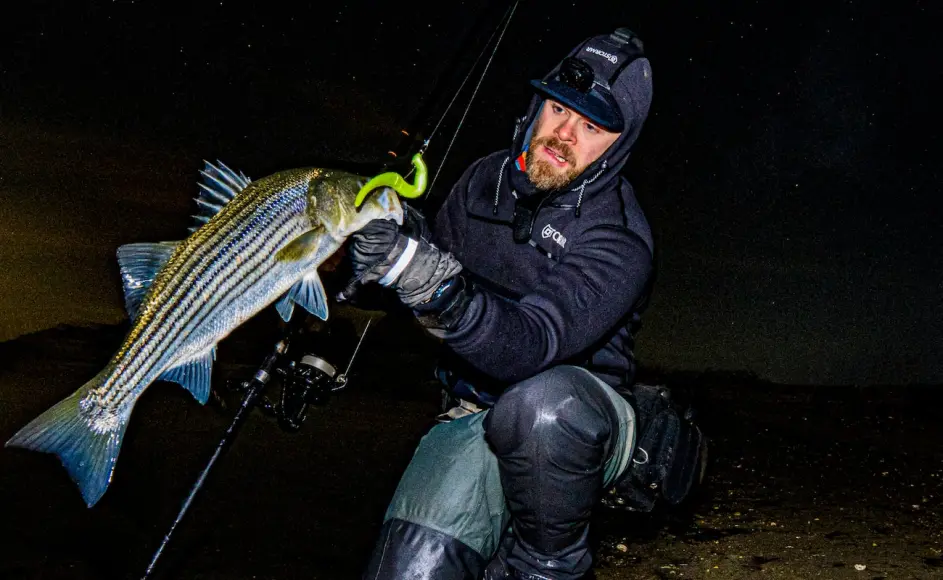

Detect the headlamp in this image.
[558,57,596,94]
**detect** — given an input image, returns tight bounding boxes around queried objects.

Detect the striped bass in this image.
[6,161,403,506]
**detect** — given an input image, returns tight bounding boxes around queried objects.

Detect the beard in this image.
[526,134,582,191]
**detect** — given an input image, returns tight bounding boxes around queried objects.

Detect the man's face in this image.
[526,99,621,191]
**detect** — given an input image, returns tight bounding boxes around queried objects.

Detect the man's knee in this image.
[483,366,618,459]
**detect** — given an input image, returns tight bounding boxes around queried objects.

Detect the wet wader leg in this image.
[363,412,509,580]
[483,366,635,580]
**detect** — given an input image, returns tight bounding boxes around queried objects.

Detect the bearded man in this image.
[342,28,685,580]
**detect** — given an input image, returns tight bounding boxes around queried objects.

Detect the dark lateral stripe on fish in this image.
[125,175,302,343]
[107,214,298,407]
[143,190,300,351]
[107,187,308,408]
[122,170,300,340]
[142,175,294,328]
[143,202,305,379]
[121,177,315,407]
[150,184,308,355]
[97,171,317,411]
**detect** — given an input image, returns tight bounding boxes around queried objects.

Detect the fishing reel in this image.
[225,318,371,433]
[263,353,347,432]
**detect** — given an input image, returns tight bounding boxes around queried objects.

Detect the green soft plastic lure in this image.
[354,153,428,207]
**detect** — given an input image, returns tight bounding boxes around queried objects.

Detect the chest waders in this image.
[363,366,636,580]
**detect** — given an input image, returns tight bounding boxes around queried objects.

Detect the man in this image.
[345,29,659,580]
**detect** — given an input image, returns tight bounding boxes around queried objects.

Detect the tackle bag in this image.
[602,383,708,512]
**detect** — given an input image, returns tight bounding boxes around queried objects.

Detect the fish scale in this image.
[130,179,296,346]
[6,164,402,506]
[173,190,308,340]
[106,174,312,406]
[115,204,303,411]
[117,170,306,363]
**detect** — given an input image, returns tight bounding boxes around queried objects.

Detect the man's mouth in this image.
[541,145,570,168]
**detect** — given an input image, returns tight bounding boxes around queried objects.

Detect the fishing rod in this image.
[353,0,518,211]
[426,0,519,198]
[141,316,373,579]
[143,2,520,576]
[381,0,520,198]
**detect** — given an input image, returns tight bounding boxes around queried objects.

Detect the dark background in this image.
[2,4,942,580]
[1,0,941,385]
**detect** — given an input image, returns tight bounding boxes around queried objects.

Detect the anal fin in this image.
[158,347,216,404]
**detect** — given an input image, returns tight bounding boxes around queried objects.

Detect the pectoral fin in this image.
[275,294,296,322]
[276,273,329,321]
[158,347,217,404]
[274,229,329,320]
[275,227,324,263]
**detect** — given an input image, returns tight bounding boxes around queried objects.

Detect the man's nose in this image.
[555,118,578,142]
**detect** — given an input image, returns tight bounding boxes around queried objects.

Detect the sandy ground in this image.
[0,307,940,580]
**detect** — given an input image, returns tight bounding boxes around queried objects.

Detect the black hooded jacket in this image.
[430,48,654,388]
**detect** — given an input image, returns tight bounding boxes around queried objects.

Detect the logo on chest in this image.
[541,224,567,248]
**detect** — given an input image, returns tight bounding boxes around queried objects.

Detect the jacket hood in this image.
[507,30,654,208]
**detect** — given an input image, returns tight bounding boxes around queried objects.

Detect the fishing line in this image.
[423,0,518,152]
[427,0,519,195]
[397,0,519,189]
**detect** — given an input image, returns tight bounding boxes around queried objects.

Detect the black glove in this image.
[337,218,403,301]
[338,209,463,310]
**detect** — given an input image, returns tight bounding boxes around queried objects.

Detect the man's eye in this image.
[585,123,599,133]
[552,104,565,114]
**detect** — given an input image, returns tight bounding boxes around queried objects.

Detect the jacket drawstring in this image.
[493,156,509,216]
[575,182,586,218]
[574,160,607,218]
[497,157,607,218]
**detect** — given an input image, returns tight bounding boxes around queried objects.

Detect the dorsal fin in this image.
[116,241,181,319]
[188,160,252,233]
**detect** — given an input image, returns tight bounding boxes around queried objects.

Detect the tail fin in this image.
[6,372,130,507]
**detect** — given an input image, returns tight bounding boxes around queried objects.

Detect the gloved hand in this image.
[338,208,464,312]
[337,218,404,299]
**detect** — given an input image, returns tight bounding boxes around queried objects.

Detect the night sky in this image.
[1,1,940,385]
